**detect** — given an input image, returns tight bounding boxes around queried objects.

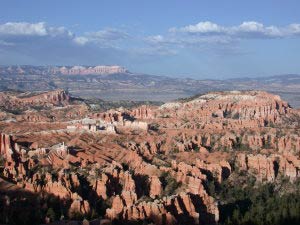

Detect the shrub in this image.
[46,208,57,222]
[0,155,5,167]
[232,113,240,120]
[193,146,200,152]
[159,172,181,196]
[148,123,160,131]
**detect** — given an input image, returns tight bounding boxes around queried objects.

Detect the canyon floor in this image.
[1,89,300,225]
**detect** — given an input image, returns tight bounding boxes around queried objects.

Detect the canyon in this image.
[1,89,300,225]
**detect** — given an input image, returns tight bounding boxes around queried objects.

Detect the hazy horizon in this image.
[1,64,300,80]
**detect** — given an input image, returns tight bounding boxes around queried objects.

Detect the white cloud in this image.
[0,22,47,36]
[88,29,128,40]
[237,21,264,32]
[288,24,300,35]
[231,21,285,38]
[0,22,73,38]
[47,26,73,37]
[0,21,127,51]
[144,35,181,46]
[145,35,165,44]
[0,22,131,55]
[172,21,300,39]
[144,21,300,56]
[173,21,224,34]
[73,36,89,45]
[145,31,234,51]
[0,22,144,65]
[73,28,129,46]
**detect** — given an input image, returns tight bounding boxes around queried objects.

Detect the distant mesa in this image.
[54,65,128,75]
[0,65,128,76]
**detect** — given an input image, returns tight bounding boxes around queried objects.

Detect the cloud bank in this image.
[0,21,299,67]
[0,22,72,37]
[171,21,300,38]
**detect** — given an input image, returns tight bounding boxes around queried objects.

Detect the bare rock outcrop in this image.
[237,153,300,181]
[149,176,162,198]
[107,191,219,225]
[68,193,91,217]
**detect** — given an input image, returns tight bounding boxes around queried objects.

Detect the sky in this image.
[0,0,300,79]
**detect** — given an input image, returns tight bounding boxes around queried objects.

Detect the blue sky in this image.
[0,0,300,79]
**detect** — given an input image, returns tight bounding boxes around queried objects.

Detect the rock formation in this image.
[1,90,300,225]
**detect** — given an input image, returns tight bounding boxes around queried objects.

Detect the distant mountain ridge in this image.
[0,65,128,75]
[0,65,300,107]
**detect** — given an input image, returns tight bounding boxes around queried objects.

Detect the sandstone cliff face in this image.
[0,90,91,122]
[130,105,155,119]
[0,133,13,156]
[236,153,300,181]
[107,191,218,225]
[149,176,162,198]
[92,174,108,199]
[0,133,22,163]
[21,89,70,106]
[68,193,91,218]
[0,89,70,110]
